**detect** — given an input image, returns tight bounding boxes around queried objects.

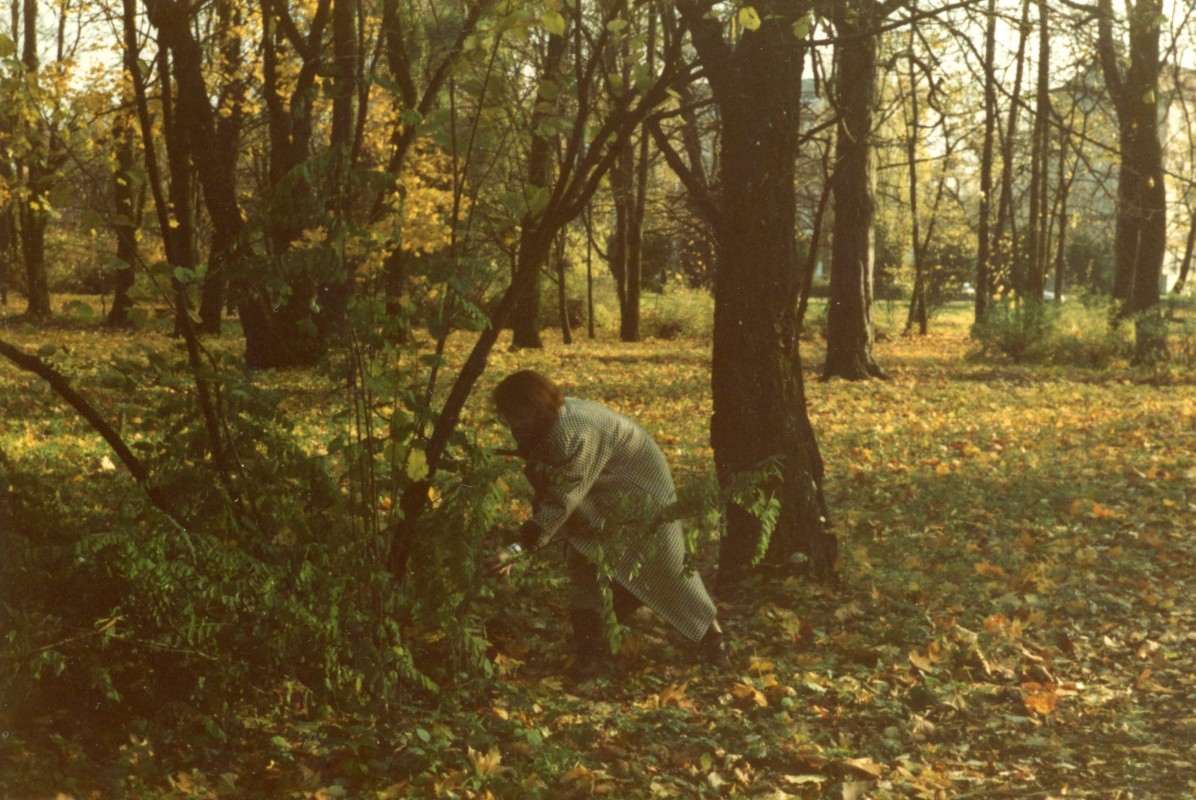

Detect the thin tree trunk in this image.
[18,0,50,319]
[198,0,244,334]
[1022,0,1051,300]
[992,0,1032,293]
[0,339,184,527]
[511,30,567,349]
[823,0,885,380]
[586,205,596,338]
[158,45,199,334]
[609,141,632,332]
[1,7,16,309]
[1174,222,1195,295]
[0,204,12,306]
[107,112,139,328]
[1052,124,1070,303]
[623,11,655,342]
[974,0,996,325]
[904,24,927,337]
[554,231,572,344]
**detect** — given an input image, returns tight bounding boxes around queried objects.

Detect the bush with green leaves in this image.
[0,336,517,774]
[639,284,714,340]
[971,295,1133,367]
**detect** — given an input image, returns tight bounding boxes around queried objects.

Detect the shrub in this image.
[640,284,713,339]
[1172,315,1196,368]
[971,295,1133,368]
[0,347,510,772]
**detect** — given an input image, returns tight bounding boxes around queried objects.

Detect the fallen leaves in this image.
[637,681,694,711]
[1021,682,1060,715]
[7,314,1196,800]
[466,745,505,777]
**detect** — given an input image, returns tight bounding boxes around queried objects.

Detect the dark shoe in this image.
[569,609,610,681]
[701,627,731,671]
[612,583,643,625]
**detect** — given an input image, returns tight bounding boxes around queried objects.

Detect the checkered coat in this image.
[519,398,717,642]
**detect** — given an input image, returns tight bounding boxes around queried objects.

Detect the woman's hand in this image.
[484,543,522,577]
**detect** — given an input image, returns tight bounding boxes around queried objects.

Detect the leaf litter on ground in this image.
[2,302,1195,798]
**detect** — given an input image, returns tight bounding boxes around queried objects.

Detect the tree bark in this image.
[1022,0,1051,300]
[554,231,572,344]
[106,112,140,328]
[974,0,997,324]
[511,30,567,349]
[0,205,12,306]
[992,0,1031,293]
[904,23,927,337]
[678,0,834,589]
[197,0,246,335]
[607,10,655,343]
[158,45,199,334]
[18,0,51,319]
[1173,221,1195,296]
[823,0,885,380]
[1095,0,1166,358]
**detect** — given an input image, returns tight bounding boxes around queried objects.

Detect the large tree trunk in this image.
[147,0,332,369]
[823,1,884,380]
[1096,0,1166,359]
[679,0,834,589]
[150,0,343,367]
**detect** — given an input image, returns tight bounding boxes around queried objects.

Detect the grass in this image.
[2,296,1196,798]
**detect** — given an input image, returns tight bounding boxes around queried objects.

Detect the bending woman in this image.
[489,370,727,680]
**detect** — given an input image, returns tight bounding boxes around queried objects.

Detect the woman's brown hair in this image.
[492,370,564,436]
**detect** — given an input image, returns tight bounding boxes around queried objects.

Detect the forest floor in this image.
[3,299,1196,798]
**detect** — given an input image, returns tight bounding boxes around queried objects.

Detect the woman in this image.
[489,370,728,679]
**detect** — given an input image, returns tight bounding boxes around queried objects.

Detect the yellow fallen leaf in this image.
[732,681,768,708]
[467,745,506,777]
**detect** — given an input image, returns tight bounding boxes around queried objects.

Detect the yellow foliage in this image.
[390,142,465,257]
